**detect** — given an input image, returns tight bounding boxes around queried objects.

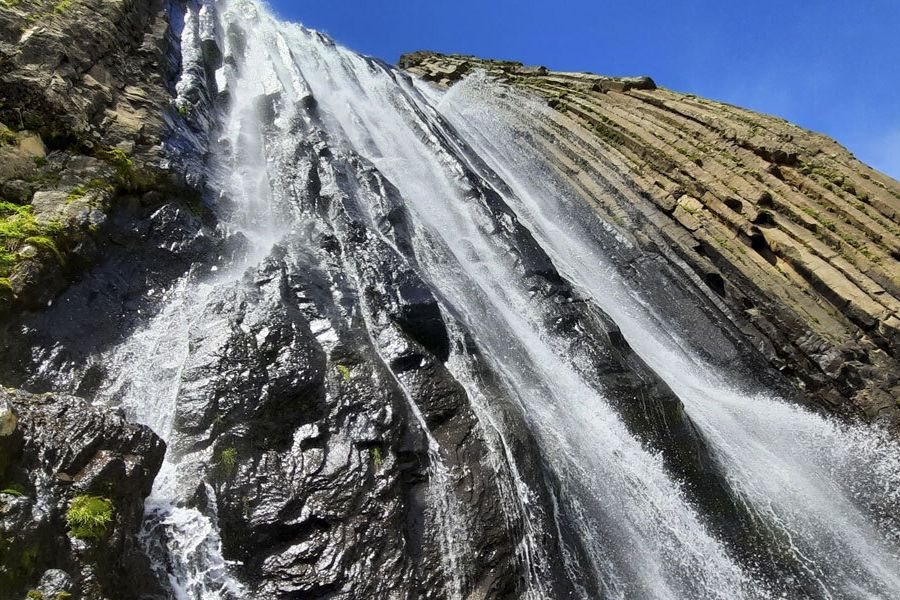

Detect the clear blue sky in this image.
[268,0,900,180]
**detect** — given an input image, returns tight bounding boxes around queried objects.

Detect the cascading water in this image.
[78,1,900,598]
[427,75,900,598]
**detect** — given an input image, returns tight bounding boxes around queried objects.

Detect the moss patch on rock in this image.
[65,494,114,540]
[0,201,64,278]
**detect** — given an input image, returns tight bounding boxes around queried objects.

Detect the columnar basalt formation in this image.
[402,51,900,428]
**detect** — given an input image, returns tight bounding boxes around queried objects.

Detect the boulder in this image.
[0,388,165,599]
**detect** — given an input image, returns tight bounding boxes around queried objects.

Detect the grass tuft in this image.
[53,0,75,14]
[218,447,237,478]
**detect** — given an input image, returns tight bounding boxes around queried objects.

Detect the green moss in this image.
[0,124,17,146]
[336,364,352,382]
[712,236,732,251]
[1,202,40,276]
[24,236,64,264]
[65,179,114,208]
[218,447,237,477]
[86,177,114,194]
[593,121,626,146]
[177,104,190,117]
[20,543,38,571]
[0,200,34,220]
[53,0,75,13]
[66,494,114,540]
[94,146,134,181]
[0,535,39,594]
[0,483,25,496]
[66,186,86,203]
[26,590,43,600]
[32,156,47,168]
[800,206,820,219]
[370,446,383,468]
[43,219,63,236]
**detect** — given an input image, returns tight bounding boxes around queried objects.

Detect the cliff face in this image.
[0,0,212,313]
[1,3,899,599]
[402,51,900,428]
[0,2,212,597]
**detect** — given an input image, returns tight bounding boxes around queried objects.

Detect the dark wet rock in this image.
[0,190,222,393]
[171,255,326,451]
[33,568,75,599]
[0,388,164,599]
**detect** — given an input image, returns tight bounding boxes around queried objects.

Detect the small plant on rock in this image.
[0,483,25,496]
[66,494,114,540]
[0,125,17,145]
[53,0,74,14]
[218,447,238,478]
[66,186,86,203]
[94,146,134,182]
[370,446,383,469]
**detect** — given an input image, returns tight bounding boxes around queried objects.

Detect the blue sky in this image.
[268,0,900,180]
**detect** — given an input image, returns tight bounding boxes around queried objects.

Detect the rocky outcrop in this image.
[0,0,205,313]
[0,388,165,599]
[0,1,215,598]
[401,51,900,430]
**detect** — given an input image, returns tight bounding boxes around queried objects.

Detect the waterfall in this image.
[429,75,900,598]
[82,1,900,598]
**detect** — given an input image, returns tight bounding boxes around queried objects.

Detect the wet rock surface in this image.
[0,388,165,600]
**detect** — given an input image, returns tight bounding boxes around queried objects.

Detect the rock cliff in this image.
[0,2,898,599]
[0,0,212,313]
[402,51,900,428]
[0,1,214,597]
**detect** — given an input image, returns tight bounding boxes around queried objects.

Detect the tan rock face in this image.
[401,51,900,429]
[0,396,15,436]
[0,0,180,312]
[17,132,46,158]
